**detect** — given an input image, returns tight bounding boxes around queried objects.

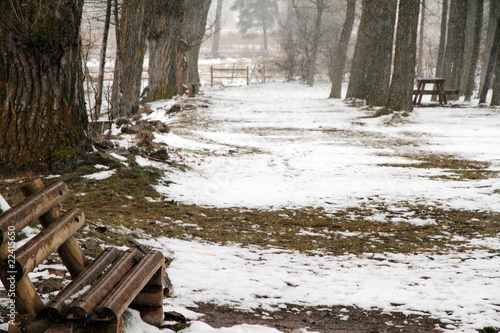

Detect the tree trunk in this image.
[329,0,356,99]
[146,0,185,101]
[489,16,500,105]
[461,0,484,101]
[443,0,468,95]
[366,0,397,106]
[111,0,148,118]
[184,0,212,84]
[211,0,224,56]
[478,0,498,102]
[346,0,380,100]
[416,0,425,78]
[432,0,448,101]
[94,0,113,120]
[386,0,420,111]
[0,0,90,175]
[307,0,325,87]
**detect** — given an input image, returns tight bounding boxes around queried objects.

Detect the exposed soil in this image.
[190,303,446,333]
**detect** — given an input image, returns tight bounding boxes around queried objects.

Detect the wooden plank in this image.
[21,179,88,278]
[37,247,122,322]
[0,181,68,245]
[93,251,164,323]
[66,248,142,319]
[11,208,85,281]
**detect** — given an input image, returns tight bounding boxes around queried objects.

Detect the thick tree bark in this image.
[0,0,90,174]
[443,0,468,95]
[184,0,212,85]
[307,0,325,87]
[346,0,396,103]
[211,0,224,56]
[386,0,420,112]
[460,0,484,101]
[366,0,397,106]
[346,0,376,100]
[329,0,356,99]
[111,0,148,117]
[146,0,185,101]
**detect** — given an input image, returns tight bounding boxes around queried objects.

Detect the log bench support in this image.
[0,179,166,332]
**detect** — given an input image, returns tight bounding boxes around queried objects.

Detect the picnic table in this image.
[413,78,459,105]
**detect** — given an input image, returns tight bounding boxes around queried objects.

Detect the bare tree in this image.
[346,0,396,104]
[443,0,468,95]
[306,0,326,86]
[0,0,90,174]
[386,0,420,111]
[460,0,484,101]
[329,0,356,98]
[146,0,186,101]
[94,0,113,119]
[478,0,498,103]
[211,0,224,56]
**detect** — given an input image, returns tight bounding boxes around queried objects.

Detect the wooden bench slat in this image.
[0,181,68,245]
[12,208,85,281]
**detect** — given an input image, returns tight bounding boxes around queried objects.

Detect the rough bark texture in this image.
[0,0,90,175]
[345,0,376,100]
[365,0,397,106]
[386,0,420,112]
[460,0,483,101]
[346,0,396,103]
[147,0,185,102]
[329,0,356,99]
[111,0,148,117]
[184,0,212,85]
[443,0,468,94]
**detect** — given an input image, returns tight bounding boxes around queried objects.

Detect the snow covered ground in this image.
[2,83,497,332]
[129,82,499,333]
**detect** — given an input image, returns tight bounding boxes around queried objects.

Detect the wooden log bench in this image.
[0,179,166,332]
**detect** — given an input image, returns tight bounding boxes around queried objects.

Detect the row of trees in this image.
[0,0,212,174]
[335,0,500,110]
[1,0,500,174]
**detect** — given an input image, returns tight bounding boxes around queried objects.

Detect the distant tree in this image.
[478,0,498,104]
[416,0,425,78]
[346,0,397,105]
[111,0,149,118]
[460,0,484,101]
[306,0,326,86]
[489,15,500,106]
[231,0,279,51]
[386,0,420,111]
[329,0,356,98]
[183,0,213,85]
[0,0,90,174]
[211,0,224,56]
[94,0,113,120]
[442,0,468,95]
[365,0,397,106]
[432,0,448,101]
[146,0,186,101]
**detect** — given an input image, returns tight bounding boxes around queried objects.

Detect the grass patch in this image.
[378,152,497,180]
[0,156,497,257]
